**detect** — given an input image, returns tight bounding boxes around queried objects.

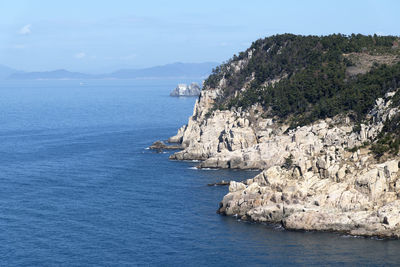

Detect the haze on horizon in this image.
[0,0,399,73]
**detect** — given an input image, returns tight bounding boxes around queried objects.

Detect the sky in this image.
[0,0,399,73]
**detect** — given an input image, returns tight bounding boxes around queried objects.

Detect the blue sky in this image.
[0,0,399,72]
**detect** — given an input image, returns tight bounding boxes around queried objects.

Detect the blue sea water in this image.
[1,79,400,266]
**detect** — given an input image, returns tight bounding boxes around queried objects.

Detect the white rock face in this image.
[170,86,397,170]
[170,82,201,96]
[218,158,400,238]
[168,60,400,238]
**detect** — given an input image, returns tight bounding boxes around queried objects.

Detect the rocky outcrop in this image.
[164,38,400,238]
[149,140,182,151]
[166,70,400,238]
[218,158,400,238]
[171,81,398,167]
[170,82,201,96]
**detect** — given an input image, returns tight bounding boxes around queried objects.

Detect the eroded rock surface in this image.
[166,51,400,238]
[218,159,400,238]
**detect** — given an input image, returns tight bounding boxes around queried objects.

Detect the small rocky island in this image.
[170,82,201,97]
[149,140,182,152]
[165,34,400,238]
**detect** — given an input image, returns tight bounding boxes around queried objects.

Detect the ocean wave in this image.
[188,167,198,170]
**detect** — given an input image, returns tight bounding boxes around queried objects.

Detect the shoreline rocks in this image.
[217,159,400,239]
[164,66,400,238]
[149,140,182,151]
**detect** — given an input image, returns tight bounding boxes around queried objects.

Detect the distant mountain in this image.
[6,62,219,80]
[105,62,219,79]
[0,65,19,79]
[7,69,94,80]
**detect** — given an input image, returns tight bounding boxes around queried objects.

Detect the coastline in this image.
[163,86,400,239]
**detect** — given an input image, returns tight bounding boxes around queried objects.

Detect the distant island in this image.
[0,64,20,79]
[170,82,201,97]
[4,62,218,80]
[8,69,94,80]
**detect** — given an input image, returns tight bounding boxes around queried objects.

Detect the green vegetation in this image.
[346,141,370,153]
[372,113,400,158]
[203,34,400,158]
[205,34,400,128]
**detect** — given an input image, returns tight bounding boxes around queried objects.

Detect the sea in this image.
[1,79,400,266]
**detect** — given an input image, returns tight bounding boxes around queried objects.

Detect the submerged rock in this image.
[207,180,230,186]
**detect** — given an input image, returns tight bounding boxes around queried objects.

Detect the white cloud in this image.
[74,52,86,59]
[19,24,31,35]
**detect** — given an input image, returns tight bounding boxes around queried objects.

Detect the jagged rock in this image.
[170,82,201,96]
[168,125,186,143]
[229,181,246,192]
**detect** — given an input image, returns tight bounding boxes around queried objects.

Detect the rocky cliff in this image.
[168,34,400,238]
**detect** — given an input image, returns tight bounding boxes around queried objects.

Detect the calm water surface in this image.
[0,80,400,266]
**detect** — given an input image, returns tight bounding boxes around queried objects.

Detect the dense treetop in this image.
[205,34,400,128]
